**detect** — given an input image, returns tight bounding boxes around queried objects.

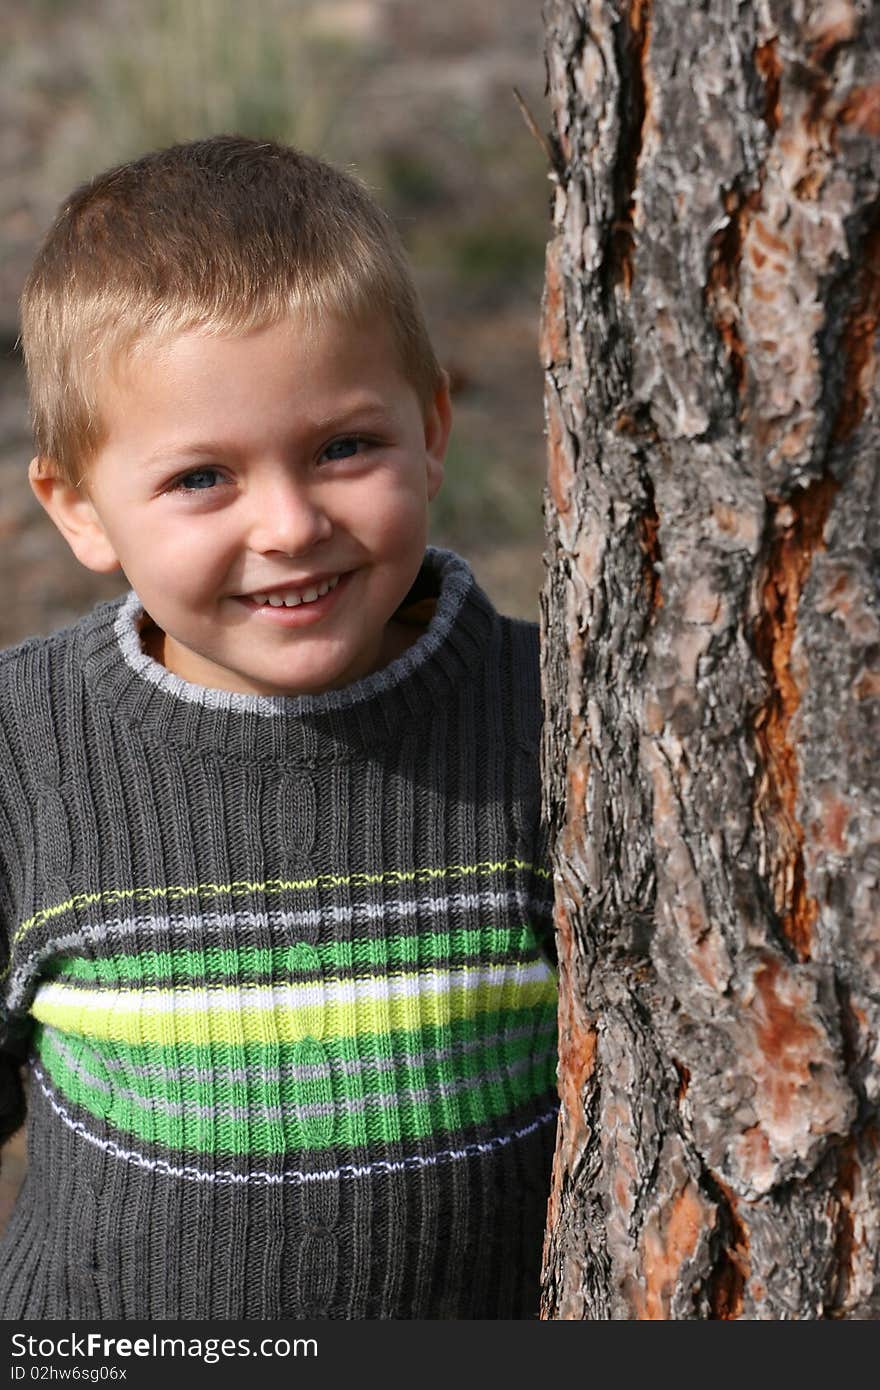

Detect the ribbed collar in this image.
[78,547,496,764]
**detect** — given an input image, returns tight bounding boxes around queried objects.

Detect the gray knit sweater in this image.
[0,547,558,1320]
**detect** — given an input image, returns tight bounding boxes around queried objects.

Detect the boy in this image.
[0,136,558,1320]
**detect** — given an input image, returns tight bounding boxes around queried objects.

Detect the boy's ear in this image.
[423,371,452,501]
[28,457,122,575]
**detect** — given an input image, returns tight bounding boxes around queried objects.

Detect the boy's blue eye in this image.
[323,437,362,461]
[177,468,219,490]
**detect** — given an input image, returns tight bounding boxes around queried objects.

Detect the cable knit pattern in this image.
[0,548,558,1320]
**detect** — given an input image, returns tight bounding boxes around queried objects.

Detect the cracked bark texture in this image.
[539,0,880,1319]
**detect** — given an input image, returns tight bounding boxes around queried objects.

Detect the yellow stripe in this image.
[7,859,551,959]
[31,978,557,1047]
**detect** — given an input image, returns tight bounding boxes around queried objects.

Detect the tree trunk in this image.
[539,0,880,1319]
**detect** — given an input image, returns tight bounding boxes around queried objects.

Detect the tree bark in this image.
[539,0,880,1318]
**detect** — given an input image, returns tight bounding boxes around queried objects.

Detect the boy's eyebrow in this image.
[142,443,227,469]
[307,400,396,431]
[140,402,397,470]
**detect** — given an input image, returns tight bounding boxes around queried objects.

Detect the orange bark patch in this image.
[673,1058,690,1104]
[545,389,575,520]
[753,477,838,959]
[704,37,781,394]
[569,756,588,817]
[733,956,852,1193]
[754,39,782,133]
[705,186,762,396]
[808,8,858,67]
[690,923,730,993]
[640,491,663,613]
[708,1175,750,1320]
[540,238,568,369]
[853,667,880,700]
[737,1123,773,1180]
[611,0,653,292]
[560,749,589,862]
[752,216,789,255]
[746,957,837,1145]
[643,694,664,733]
[753,957,821,1072]
[794,160,827,201]
[557,1015,596,1169]
[635,1182,711,1319]
[554,899,598,1173]
[839,83,880,136]
[810,787,851,854]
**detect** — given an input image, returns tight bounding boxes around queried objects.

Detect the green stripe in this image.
[37,1018,558,1155]
[46,925,542,987]
[38,1012,556,1108]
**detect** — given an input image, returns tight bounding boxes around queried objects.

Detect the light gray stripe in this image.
[33,1064,560,1187]
[40,1033,558,1122]
[7,888,551,1012]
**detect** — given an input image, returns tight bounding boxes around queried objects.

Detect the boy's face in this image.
[31,312,450,697]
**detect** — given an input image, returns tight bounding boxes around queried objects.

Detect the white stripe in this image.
[32,1064,559,1187]
[33,959,554,1017]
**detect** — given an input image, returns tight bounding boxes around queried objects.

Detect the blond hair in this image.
[21,135,444,487]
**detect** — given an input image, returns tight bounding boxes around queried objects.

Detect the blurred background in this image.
[0,1,552,1227]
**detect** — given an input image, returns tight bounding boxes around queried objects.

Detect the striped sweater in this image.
[0,547,559,1320]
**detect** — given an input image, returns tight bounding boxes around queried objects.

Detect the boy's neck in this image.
[139,616,165,666]
[135,610,434,689]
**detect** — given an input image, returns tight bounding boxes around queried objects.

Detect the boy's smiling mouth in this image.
[246,573,342,607]
[237,570,351,623]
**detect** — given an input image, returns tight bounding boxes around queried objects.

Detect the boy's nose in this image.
[247,479,333,556]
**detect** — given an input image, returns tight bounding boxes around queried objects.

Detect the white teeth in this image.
[251,574,341,608]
